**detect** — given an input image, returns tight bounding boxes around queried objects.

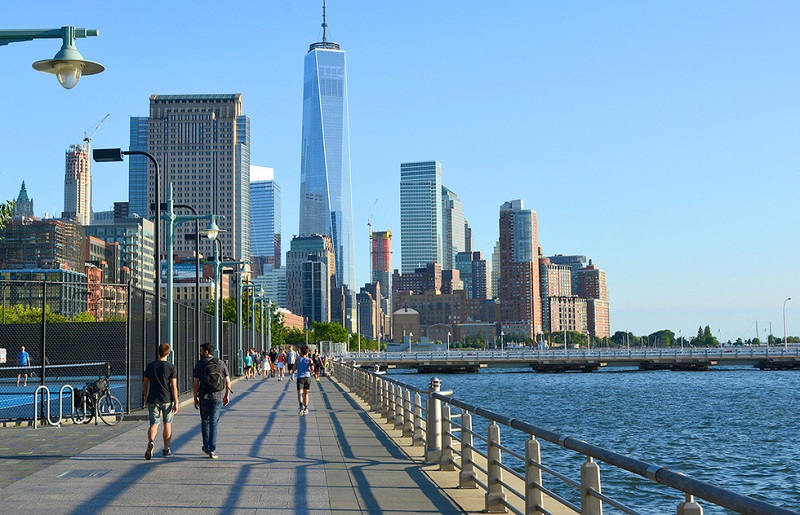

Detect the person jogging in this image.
[295,345,315,416]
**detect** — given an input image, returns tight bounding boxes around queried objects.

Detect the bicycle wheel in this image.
[97,394,124,426]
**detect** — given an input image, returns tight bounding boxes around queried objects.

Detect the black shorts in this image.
[287,363,295,372]
[296,377,311,391]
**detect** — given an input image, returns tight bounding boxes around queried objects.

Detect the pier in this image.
[344,347,800,373]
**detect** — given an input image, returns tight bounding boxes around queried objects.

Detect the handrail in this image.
[331,359,799,515]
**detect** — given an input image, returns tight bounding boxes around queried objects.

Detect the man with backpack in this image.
[193,343,231,459]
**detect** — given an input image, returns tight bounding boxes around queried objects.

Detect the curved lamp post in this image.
[1,26,104,89]
[784,297,792,351]
[209,238,245,359]
[94,148,162,353]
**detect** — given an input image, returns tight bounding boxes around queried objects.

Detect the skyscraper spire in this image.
[322,0,328,44]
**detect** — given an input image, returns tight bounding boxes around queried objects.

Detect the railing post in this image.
[386,383,396,422]
[403,388,414,437]
[486,421,507,512]
[413,392,424,446]
[526,435,544,514]
[425,377,443,462]
[581,456,603,515]
[371,365,380,411]
[394,385,404,430]
[677,494,704,515]
[350,360,356,391]
[459,411,477,488]
[381,379,390,419]
[440,403,455,470]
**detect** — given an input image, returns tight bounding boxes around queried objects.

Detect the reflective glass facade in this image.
[299,45,355,297]
[400,161,443,273]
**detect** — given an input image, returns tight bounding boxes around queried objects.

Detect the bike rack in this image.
[32,385,79,428]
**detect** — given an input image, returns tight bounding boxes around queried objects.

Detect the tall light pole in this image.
[408,332,413,352]
[209,237,245,359]
[1,26,104,89]
[500,331,505,352]
[94,148,162,353]
[447,331,451,353]
[238,282,255,376]
[783,297,791,351]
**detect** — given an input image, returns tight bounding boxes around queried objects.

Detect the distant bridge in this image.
[338,347,800,373]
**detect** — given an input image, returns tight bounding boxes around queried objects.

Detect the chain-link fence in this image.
[0,279,254,422]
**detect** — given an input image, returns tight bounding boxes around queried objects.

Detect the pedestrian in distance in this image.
[275,347,286,381]
[142,343,179,460]
[193,343,231,459]
[312,349,322,382]
[268,347,278,378]
[243,351,253,380]
[17,345,30,386]
[295,345,315,416]
[261,350,271,380]
[286,345,297,381]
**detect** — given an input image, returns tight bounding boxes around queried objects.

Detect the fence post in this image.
[525,436,544,514]
[677,494,704,515]
[486,421,507,512]
[403,388,414,437]
[440,403,455,470]
[386,382,395,422]
[371,365,380,410]
[413,391,424,446]
[394,385,404,430]
[459,411,477,488]
[425,377,442,463]
[581,456,603,515]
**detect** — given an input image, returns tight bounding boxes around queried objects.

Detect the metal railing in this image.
[330,360,798,515]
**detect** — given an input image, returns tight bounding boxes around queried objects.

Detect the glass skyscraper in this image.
[250,166,281,274]
[400,161,443,274]
[299,22,355,306]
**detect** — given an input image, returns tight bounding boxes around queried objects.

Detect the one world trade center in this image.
[299,5,356,324]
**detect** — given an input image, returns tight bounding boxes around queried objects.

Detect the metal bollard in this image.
[677,494,704,515]
[485,422,507,512]
[386,383,396,422]
[413,392,424,446]
[459,411,477,488]
[371,365,380,410]
[425,377,443,463]
[525,435,544,514]
[581,456,602,515]
[403,388,414,437]
[440,404,455,471]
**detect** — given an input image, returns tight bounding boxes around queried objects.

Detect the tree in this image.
[0,200,15,235]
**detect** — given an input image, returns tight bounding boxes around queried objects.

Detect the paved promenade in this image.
[0,374,467,514]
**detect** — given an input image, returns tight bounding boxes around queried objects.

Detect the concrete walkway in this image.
[0,374,466,514]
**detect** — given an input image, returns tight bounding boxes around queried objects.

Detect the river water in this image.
[388,366,800,514]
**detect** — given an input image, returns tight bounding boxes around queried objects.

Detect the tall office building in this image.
[129,94,250,264]
[84,217,156,293]
[400,161,443,273]
[455,251,490,300]
[286,235,335,323]
[250,166,281,276]
[13,182,34,219]
[63,144,92,226]
[441,186,467,270]
[548,254,587,297]
[299,8,356,314]
[371,230,392,317]
[577,260,610,338]
[498,199,541,339]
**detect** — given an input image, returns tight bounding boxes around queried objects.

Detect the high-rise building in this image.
[250,166,281,276]
[548,254,587,297]
[84,217,156,293]
[498,199,541,339]
[455,251,490,300]
[0,218,84,271]
[63,144,92,226]
[490,240,501,299]
[253,264,287,308]
[12,182,34,219]
[129,94,250,264]
[577,260,610,338]
[441,186,467,270]
[539,256,573,333]
[370,230,392,318]
[400,161,443,273]
[286,235,335,323]
[299,9,356,315]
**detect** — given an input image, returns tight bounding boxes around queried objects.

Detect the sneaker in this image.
[145,441,154,460]
[299,406,305,416]
[201,446,209,456]
[303,408,309,415]
[208,451,218,459]
[162,449,173,458]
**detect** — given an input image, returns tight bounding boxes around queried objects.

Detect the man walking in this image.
[17,345,30,387]
[193,343,231,459]
[142,343,179,460]
[286,345,297,381]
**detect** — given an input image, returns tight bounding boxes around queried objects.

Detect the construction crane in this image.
[83,113,110,150]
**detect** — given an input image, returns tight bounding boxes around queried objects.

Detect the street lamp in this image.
[784,297,791,351]
[1,26,104,89]
[208,237,245,358]
[408,332,413,352]
[94,148,163,353]
[164,183,222,361]
[238,282,255,376]
[500,331,505,352]
[447,331,451,353]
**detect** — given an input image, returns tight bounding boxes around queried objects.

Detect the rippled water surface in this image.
[389,366,800,514]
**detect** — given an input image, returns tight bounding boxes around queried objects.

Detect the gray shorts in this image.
[147,402,175,426]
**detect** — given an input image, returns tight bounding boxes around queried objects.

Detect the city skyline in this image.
[2,2,798,341]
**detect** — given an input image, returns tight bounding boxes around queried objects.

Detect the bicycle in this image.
[73,366,124,426]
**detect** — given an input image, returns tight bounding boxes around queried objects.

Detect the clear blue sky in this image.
[2,1,798,342]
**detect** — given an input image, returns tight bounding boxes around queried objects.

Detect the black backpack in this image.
[201,358,225,394]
